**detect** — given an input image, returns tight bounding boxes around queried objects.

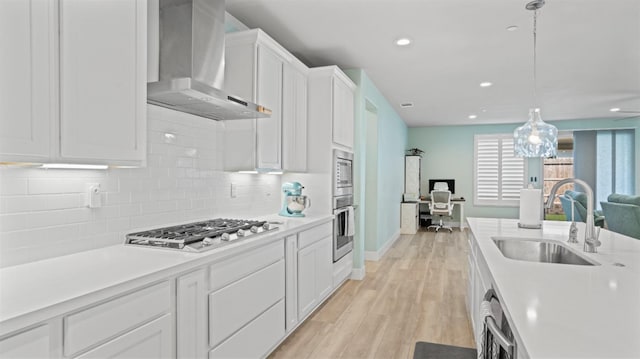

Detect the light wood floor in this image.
[269,228,476,359]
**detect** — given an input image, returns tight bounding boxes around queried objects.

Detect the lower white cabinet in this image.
[75,314,173,359]
[177,269,207,359]
[0,324,52,358]
[64,281,172,358]
[401,202,419,234]
[297,235,333,320]
[285,235,299,332]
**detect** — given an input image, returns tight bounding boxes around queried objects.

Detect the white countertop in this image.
[467,217,640,359]
[0,214,333,335]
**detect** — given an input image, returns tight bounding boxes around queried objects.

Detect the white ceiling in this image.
[225,0,640,127]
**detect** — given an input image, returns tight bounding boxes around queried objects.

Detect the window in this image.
[474,134,527,206]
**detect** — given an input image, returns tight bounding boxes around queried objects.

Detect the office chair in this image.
[428,185,453,232]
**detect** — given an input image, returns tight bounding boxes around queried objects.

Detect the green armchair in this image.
[559,190,605,227]
[600,194,640,239]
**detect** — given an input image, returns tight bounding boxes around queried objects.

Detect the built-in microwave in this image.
[333,149,353,197]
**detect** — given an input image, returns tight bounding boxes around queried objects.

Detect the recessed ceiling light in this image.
[400,102,414,108]
[507,25,519,31]
[395,38,411,46]
[468,115,478,119]
[480,82,493,87]
[610,107,621,112]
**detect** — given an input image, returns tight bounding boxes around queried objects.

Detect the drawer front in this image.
[298,221,332,249]
[209,259,285,348]
[76,314,173,359]
[64,281,171,357]
[209,239,284,292]
[0,324,50,358]
[209,300,285,359]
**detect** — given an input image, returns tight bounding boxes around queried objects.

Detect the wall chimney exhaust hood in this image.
[147,0,271,120]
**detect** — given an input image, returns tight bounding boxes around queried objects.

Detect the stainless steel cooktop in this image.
[125,218,278,252]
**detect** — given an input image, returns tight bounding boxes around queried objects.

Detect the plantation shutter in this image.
[474,134,526,206]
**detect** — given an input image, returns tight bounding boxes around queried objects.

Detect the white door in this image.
[315,236,334,301]
[282,63,308,172]
[0,0,53,161]
[297,242,318,319]
[177,269,207,359]
[332,76,354,149]
[59,0,146,162]
[256,44,283,170]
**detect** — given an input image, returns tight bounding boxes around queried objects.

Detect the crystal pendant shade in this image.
[513,108,558,157]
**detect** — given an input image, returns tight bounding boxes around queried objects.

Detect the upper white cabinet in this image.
[59,0,146,163]
[308,66,356,154]
[282,62,308,172]
[0,0,54,162]
[0,0,147,166]
[224,29,308,172]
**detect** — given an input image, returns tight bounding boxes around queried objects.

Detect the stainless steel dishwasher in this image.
[481,288,516,359]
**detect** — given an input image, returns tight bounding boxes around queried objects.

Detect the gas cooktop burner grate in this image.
[125,218,277,252]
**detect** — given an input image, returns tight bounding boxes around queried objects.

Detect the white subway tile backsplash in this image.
[0,105,281,267]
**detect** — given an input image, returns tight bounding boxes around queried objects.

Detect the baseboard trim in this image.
[351,267,365,280]
[364,229,401,261]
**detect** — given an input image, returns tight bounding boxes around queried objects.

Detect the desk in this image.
[418,197,466,230]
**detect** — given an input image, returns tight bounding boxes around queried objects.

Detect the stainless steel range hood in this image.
[147,0,271,120]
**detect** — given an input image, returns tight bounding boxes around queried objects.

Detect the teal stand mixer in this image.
[279,182,311,217]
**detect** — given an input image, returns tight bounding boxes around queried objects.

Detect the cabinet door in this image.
[256,44,283,170]
[405,156,421,194]
[297,242,318,319]
[332,76,354,149]
[59,0,146,163]
[315,236,333,301]
[285,235,299,332]
[0,0,53,161]
[76,314,173,359]
[0,324,51,358]
[400,203,418,234]
[177,269,207,359]
[282,63,308,172]
[297,236,333,320]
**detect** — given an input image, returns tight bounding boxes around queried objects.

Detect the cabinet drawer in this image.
[209,259,285,348]
[64,281,171,357]
[0,324,50,358]
[209,239,284,292]
[209,300,285,359]
[298,221,332,249]
[76,314,173,359]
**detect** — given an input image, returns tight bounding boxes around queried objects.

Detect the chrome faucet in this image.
[545,178,601,253]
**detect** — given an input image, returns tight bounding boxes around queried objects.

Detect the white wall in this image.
[0,105,281,267]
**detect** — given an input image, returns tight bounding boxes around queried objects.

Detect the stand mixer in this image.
[279,182,311,217]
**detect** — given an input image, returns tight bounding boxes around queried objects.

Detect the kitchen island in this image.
[466,217,640,358]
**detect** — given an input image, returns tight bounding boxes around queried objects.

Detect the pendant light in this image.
[513,0,558,157]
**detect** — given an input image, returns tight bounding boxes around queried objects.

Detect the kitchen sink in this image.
[492,237,598,266]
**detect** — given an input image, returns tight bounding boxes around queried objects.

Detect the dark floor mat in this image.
[413,341,477,359]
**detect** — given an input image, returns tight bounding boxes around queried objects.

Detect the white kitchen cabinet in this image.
[64,281,172,357]
[224,29,309,172]
[0,324,52,358]
[75,314,173,359]
[177,269,207,359]
[0,0,54,162]
[405,155,421,195]
[282,62,309,172]
[0,0,146,166]
[308,66,356,154]
[401,202,419,234]
[297,234,333,320]
[59,0,146,163]
[284,234,299,332]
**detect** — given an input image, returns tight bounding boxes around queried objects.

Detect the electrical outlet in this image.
[88,184,102,208]
[230,183,237,198]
